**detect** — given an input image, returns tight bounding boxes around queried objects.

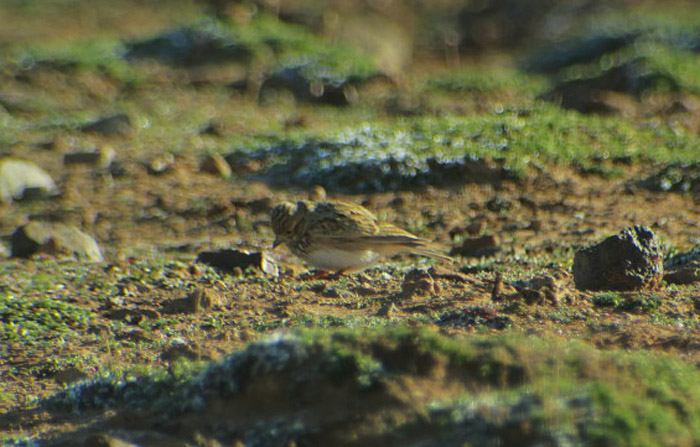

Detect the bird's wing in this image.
[363,223,454,262]
[308,201,381,238]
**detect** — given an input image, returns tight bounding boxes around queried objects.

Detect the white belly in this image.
[306,248,381,272]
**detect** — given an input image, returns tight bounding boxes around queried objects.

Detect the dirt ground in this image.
[2,1,700,443]
[3,149,700,439]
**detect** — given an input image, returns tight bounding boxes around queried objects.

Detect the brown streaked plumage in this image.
[270,200,452,272]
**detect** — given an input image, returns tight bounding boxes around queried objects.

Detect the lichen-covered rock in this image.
[10,221,103,262]
[0,158,57,202]
[228,125,510,193]
[639,163,700,194]
[664,245,700,285]
[80,113,132,136]
[573,226,663,291]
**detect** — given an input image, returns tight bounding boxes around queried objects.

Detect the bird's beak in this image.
[272,238,282,249]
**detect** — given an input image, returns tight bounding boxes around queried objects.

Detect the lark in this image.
[270,200,452,273]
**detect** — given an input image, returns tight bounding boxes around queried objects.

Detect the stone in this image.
[513,271,572,306]
[664,246,700,285]
[63,146,115,168]
[572,226,663,291]
[0,158,57,202]
[11,222,103,262]
[450,234,500,258]
[80,113,132,136]
[308,185,326,201]
[399,268,440,299]
[84,433,142,447]
[196,249,279,276]
[148,153,175,175]
[186,287,223,313]
[200,153,232,178]
[376,302,398,317]
[664,264,700,285]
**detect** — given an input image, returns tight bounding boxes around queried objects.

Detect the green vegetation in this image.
[428,66,548,95]
[236,102,700,192]
[4,13,376,86]
[0,293,91,343]
[593,292,664,313]
[3,0,700,444]
[42,328,700,446]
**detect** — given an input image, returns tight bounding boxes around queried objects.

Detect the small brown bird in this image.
[270,200,452,273]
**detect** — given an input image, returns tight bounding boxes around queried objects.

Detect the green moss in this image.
[40,327,700,445]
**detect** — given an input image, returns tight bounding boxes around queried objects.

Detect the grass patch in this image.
[234,102,700,192]
[428,65,548,96]
[40,327,700,446]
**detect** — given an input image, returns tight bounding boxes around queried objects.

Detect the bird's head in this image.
[270,201,308,248]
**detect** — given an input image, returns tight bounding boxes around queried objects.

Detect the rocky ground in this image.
[2,0,700,446]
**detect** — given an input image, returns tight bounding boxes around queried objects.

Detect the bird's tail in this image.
[412,247,453,263]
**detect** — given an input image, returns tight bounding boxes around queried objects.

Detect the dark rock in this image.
[63,146,115,168]
[664,246,700,285]
[0,158,57,202]
[450,235,500,258]
[230,138,513,194]
[231,197,273,214]
[573,226,663,291]
[162,288,224,314]
[486,197,512,213]
[80,113,132,136]
[540,59,679,114]
[664,264,700,285]
[638,163,700,194]
[11,221,103,262]
[196,249,279,276]
[524,33,638,74]
[455,0,611,51]
[125,27,251,67]
[223,152,262,175]
[260,61,367,106]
